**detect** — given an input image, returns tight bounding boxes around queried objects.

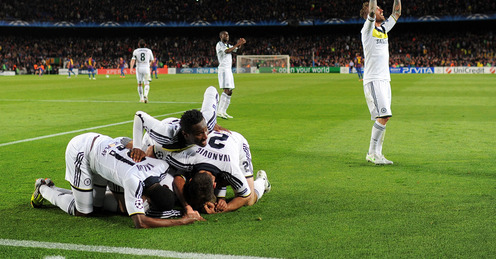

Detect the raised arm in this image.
[368,0,377,19]
[224,38,246,54]
[392,0,402,20]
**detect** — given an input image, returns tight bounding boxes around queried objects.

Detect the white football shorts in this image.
[364,80,392,120]
[136,66,151,83]
[218,67,235,89]
[64,133,108,214]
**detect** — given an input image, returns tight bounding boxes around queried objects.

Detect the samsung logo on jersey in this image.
[375,39,388,44]
[196,148,231,162]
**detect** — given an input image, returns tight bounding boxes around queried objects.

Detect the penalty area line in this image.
[0,110,191,148]
[0,239,275,259]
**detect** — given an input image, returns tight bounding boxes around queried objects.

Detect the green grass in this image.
[0,73,495,258]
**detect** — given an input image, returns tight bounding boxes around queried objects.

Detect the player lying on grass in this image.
[138,109,271,214]
[130,85,219,163]
[30,132,204,228]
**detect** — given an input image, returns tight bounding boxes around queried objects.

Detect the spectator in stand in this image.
[0,30,495,73]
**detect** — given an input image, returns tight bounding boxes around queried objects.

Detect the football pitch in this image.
[0,73,495,258]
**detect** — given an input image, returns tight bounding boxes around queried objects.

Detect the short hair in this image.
[180,109,204,134]
[183,173,216,211]
[360,2,369,20]
[138,39,146,48]
[144,183,177,211]
[219,31,227,38]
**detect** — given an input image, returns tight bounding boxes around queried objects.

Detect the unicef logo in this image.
[84,178,92,186]
[135,199,144,209]
[381,108,388,113]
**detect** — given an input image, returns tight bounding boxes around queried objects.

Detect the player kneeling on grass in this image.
[30,132,204,228]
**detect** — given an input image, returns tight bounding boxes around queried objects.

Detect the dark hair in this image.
[183,173,216,211]
[138,39,146,48]
[360,2,370,20]
[144,183,177,211]
[180,109,204,134]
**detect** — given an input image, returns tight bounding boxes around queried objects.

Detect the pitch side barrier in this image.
[56,67,495,76]
[169,67,342,74]
[342,67,495,74]
[58,68,168,76]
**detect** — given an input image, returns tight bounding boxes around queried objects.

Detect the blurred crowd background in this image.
[0,0,495,74]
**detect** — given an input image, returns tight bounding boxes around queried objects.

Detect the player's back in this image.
[163,130,241,176]
[133,48,153,67]
[91,138,169,186]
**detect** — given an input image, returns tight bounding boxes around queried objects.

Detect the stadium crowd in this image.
[1,0,495,23]
[1,29,494,74]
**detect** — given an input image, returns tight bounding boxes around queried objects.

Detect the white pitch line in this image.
[0,99,200,104]
[0,111,189,148]
[0,239,276,259]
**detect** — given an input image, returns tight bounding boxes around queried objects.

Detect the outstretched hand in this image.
[184,210,206,221]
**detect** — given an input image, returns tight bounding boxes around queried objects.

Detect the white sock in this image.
[224,93,231,114]
[137,86,143,99]
[254,178,266,202]
[144,84,150,97]
[53,186,72,194]
[377,129,386,155]
[40,185,75,215]
[218,93,227,114]
[368,121,386,155]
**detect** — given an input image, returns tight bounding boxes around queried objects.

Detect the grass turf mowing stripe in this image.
[0,110,191,147]
[0,239,276,259]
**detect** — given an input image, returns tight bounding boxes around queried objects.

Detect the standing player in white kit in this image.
[130,39,154,103]
[216,31,246,119]
[360,0,401,165]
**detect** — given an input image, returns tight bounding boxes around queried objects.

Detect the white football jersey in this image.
[161,130,251,198]
[132,48,154,68]
[216,41,234,69]
[361,16,397,84]
[132,87,219,152]
[89,137,171,216]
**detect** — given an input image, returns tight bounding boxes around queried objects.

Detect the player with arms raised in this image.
[130,39,154,103]
[360,0,401,165]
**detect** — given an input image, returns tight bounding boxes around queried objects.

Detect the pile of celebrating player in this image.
[30,86,271,228]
